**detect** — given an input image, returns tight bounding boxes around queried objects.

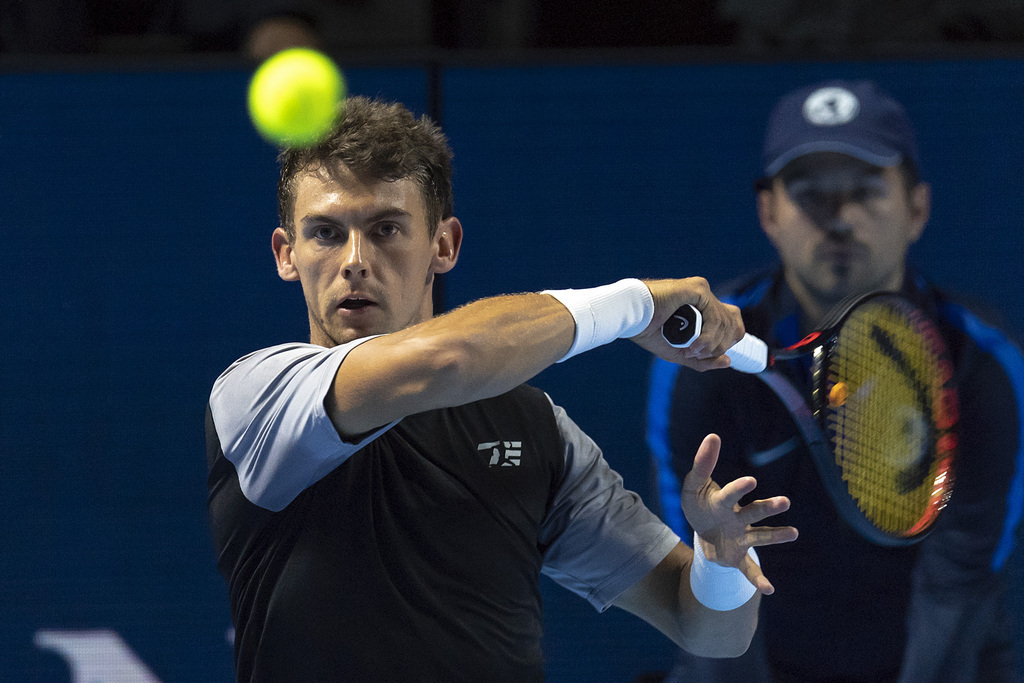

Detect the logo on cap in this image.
[802,87,860,127]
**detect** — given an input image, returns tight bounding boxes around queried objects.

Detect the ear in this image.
[272,227,300,281]
[431,216,463,275]
[906,182,930,244]
[756,187,780,246]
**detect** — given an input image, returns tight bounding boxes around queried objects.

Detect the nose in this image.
[803,195,854,239]
[341,231,369,278]
[823,216,853,238]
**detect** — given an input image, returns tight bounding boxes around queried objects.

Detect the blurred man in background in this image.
[648,79,1024,682]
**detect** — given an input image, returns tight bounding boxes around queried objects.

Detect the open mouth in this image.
[339,297,375,310]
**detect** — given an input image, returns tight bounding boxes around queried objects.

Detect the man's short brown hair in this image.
[277,96,454,240]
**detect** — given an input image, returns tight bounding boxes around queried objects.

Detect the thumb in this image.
[687,433,722,485]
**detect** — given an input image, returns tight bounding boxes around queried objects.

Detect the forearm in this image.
[615,542,760,658]
[332,292,575,434]
[618,430,795,656]
[328,275,741,436]
[680,594,761,659]
[677,578,762,658]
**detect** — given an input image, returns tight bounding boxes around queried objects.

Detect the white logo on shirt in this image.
[478,441,522,467]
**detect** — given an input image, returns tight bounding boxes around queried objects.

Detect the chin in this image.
[820,268,865,295]
[808,282,856,309]
[333,329,377,345]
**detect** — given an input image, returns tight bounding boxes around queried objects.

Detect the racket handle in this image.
[661,305,768,374]
[725,334,768,374]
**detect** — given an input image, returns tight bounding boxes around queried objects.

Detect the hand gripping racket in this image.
[662,292,959,545]
[661,304,769,372]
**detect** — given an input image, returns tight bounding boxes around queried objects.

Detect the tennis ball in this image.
[247,47,346,148]
[829,381,849,408]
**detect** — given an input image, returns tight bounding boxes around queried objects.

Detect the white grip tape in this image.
[725,335,769,373]
[543,279,654,363]
[690,532,759,611]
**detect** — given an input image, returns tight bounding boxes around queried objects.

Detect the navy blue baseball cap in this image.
[762,80,919,177]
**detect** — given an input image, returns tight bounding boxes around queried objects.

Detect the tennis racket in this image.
[662,291,959,546]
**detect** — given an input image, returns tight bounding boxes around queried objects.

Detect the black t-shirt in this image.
[207,385,563,681]
[208,340,679,681]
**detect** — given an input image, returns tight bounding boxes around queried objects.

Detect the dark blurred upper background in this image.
[1,0,1023,62]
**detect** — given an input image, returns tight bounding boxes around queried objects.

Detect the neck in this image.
[784,268,907,331]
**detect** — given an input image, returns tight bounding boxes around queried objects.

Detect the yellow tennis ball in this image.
[247,48,346,148]
[829,381,849,408]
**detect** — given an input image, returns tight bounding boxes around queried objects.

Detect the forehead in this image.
[291,164,427,221]
[779,152,892,182]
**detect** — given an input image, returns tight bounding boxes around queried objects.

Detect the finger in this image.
[701,328,732,359]
[700,304,741,349]
[685,325,730,357]
[653,344,731,371]
[744,525,800,548]
[683,356,732,372]
[715,475,757,508]
[680,342,713,360]
[709,338,740,359]
[687,433,722,483]
[735,495,791,526]
[688,333,721,359]
[724,304,746,347]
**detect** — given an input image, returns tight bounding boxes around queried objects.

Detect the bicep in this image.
[540,403,680,611]
[210,342,389,510]
[328,333,454,438]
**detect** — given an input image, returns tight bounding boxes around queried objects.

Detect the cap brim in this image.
[765,141,902,176]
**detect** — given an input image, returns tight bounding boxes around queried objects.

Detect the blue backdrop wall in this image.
[2,56,1023,681]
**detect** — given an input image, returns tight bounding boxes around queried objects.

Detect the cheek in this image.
[772,224,818,261]
[298,262,329,290]
[876,234,912,267]
[391,246,433,277]
[770,203,817,240]
[870,208,915,250]
[292,256,336,301]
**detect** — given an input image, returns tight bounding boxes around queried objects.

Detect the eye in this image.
[312,225,337,240]
[375,222,401,238]
[854,180,888,202]
[791,189,826,207]
[782,179,818,205]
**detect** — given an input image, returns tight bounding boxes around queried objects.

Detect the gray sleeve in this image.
[208,339,395,511]
[540,398,680,612]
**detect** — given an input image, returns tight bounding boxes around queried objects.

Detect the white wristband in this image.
[543,278,654,363]
[690,532,759,611]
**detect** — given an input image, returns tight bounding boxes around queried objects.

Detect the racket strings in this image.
[824,300,948,536]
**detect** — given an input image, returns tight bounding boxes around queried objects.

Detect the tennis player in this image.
[205,96,798,681]
[648,79,1024,682]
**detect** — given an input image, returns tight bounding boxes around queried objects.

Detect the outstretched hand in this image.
[681,434,798,595]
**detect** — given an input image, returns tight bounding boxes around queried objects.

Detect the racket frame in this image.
[766,291,958,546]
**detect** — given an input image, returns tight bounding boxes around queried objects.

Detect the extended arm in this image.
[613,434,797,657]
[329,277,745,437]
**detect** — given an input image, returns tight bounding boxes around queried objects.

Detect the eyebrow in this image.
[299,208,413,228]
[783,167,886,185]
